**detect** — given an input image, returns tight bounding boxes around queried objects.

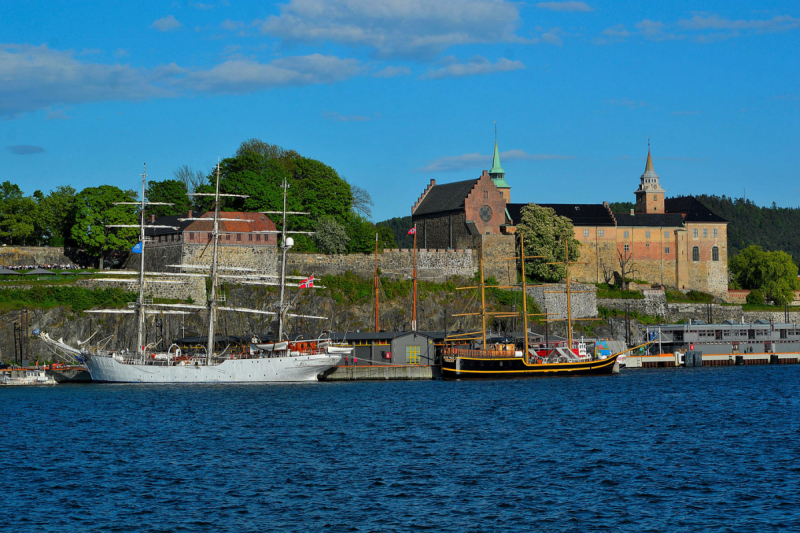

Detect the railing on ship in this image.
[442,347,520,359]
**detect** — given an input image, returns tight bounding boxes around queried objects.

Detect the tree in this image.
[71,186,138,269]
[729,245,799,305]
[173,165,205,194]
[349,183,373,219]
[377,226,396,250]
[146,179,192,217]
[345,214,377,254]
[376,216,413,248]
[617,249,635,289]
[515,203,580,282]
[0,196,39,245]
[314,216,349,254]
[236,138,301,174]
[36,185,77,246]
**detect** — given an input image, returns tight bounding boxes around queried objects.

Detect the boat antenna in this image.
[374,232,379,333]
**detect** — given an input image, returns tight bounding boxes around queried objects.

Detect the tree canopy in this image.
[146,179,192,217]
[71,185,138,268]
[515,203,581,282]
[729,245,799,305]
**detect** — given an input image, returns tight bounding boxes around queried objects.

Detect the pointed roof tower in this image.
[634,139,666,213]
[489,124,510,189]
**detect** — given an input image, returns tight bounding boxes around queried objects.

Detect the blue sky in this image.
[1,0,798,220]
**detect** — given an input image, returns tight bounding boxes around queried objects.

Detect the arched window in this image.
[712,246,719,261]
[692,246,700,261]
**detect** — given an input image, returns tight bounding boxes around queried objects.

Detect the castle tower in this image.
[634,145,665,213]
[489,137,511,203]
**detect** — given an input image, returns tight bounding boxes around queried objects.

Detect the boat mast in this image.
[278,179,289,341]
[520,232,528,361]
[566,239,573,350]
[374,232,379,333]
[480,253,486,349]
[205,161,221,364]
[412,224,417,332]
[137,164,147,358]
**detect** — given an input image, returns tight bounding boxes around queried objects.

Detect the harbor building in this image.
[412,140,729,296]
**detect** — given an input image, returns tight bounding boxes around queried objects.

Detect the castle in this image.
[411,140,728,296]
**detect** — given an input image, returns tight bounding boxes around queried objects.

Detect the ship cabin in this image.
[645,320,800,355]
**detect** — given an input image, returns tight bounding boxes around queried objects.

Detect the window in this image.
[693,228,698,238]
[653,194,657,201]
[645,231,651,239]
[712,246,719,261]
[624,231,629,239]
[713,228,718,238]
[692,246,700,261]
[646,243,650,247]
[703,228,708,238]
[664,231,669,239]
[483,190,488,199]
[256,234,261,242]
[665,247,670,254]
[249,234,253,241]
[583,230,589,237]
[189,232,194,240]
[406,345,421,364]
[599,230,604,237]
[624,244,630,252]
[226,234,230,241]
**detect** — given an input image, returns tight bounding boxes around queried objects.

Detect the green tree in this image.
[146,179,192,217]
[37,185,77,246]
[345,214,377,254]
[314,216,350,254]
[0,196,39,245]
[71,186,138,269]
[376,216,413,248]
[377,226,396,250]
[730,245,799,305]
[515,203,580,282]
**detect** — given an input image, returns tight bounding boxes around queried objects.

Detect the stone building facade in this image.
[412,142,730,297]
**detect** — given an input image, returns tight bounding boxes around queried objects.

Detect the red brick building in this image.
[147,211,277,247]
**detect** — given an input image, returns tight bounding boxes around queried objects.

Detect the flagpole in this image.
[412,224,417,332]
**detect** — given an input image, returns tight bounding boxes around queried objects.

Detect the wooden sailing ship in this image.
[441,234,647,379]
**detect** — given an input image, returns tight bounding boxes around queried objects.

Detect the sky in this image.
[1,0,798,221]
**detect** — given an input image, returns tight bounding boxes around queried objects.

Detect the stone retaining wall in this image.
[77,277,207,305]
[598,295,800,324]
[0,246,93,267]
[528,283,598,319]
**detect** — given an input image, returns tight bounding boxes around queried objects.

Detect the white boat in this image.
[1,369,57,386]
[41,166,345,383]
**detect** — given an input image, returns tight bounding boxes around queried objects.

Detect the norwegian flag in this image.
[299,275,314,289]
[407,226,416,235]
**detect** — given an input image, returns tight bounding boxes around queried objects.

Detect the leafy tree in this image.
[37,185,77,246]
[729,245,799,305]
[314,216,349,254]
[146,179,192,217]
[236,138,301,174]
[608,201,634,214]
[0,181,23,202]
[746,289,765,305]
[515,203,580,282]
[71,186,138,269]
[345,214,377,254]
[0,196,39,245]
[377,226,396,250]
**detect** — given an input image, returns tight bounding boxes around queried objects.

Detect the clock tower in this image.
[634,145,665,214]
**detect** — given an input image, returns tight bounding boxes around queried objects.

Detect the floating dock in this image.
[625,352,800,368]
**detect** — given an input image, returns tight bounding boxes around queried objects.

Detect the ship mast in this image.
[278,179,289,341]
[412,224,417,332]
[374,232,379,332]
[137,165,147,357]
[205,162,222,364]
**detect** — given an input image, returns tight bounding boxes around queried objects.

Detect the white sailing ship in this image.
[41,165,348,383]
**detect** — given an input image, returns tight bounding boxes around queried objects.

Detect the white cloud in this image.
[221,19,245,31]
[636,19,676,41]
[175,54,363,93]
[5,145,45,155]
[259,0,524,58]
[0,44,365,118]
[418,150,573,172]
[114,48,129,57]
[0,44,171,118]
[152,15,182,32]
[324,111,371,122]
[420,56,524,80]
[594,24,630,44]
[679,14,800,33]
[373,65,411,78]
[536,1,593,12]
[189,1,215,10]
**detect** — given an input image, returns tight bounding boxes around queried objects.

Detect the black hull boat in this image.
[441,348,620,379]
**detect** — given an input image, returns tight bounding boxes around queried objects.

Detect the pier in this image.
[625,352,800,368]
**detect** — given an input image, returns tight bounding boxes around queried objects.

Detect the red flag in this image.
[299,274,314,289]
[407,227,416,235]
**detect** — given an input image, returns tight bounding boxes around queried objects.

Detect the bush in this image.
[746,289,765,305]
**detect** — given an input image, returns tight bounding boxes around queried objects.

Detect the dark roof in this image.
[665,196,727,223]
[330,331,448,342]
[413,179,478,216]
[146,212,202,237]
[615,213,685,227]
[465,221,480,236]
[507,203,616,227]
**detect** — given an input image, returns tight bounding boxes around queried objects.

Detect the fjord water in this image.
[3,366,799,532]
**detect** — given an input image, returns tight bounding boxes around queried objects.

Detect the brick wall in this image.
[464,172,508,236]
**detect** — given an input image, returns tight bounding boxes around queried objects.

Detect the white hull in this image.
[84,353,341,383]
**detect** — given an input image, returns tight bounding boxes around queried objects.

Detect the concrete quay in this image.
[625,352,800,368]
[319,364,439,381]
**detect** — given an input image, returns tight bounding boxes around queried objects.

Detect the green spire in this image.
[490,141,505,175]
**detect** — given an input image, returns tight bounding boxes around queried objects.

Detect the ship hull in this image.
[441,353,620,379]
[84,354,341,383]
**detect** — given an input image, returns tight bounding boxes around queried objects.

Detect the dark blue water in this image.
[3,366,799,532]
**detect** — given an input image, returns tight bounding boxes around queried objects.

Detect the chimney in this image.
[630,209,634,215]
[603,201,608,207]
[188,210,192,218]
[150,214,155,223]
